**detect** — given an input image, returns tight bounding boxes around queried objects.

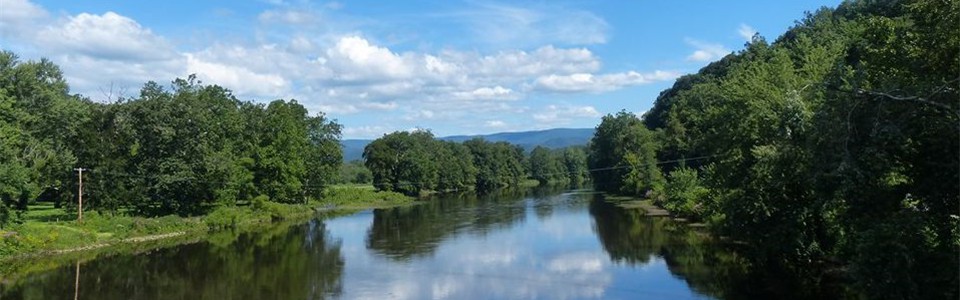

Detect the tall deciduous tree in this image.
[588,111,662,195]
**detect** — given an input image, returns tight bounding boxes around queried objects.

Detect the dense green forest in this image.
[587,0,958,298]
[0,51,342,224]
[529,145,590,187]
[0,48,589,227]
[363,130,589,196]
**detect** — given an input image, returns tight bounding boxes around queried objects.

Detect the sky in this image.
[0,0,842,139]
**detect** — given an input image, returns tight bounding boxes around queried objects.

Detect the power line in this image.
[536,154,725,178]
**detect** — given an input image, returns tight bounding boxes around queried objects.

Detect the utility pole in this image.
[74,168,87,223]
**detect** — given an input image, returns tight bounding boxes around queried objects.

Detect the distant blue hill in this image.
[341,128,594,162]
[341,139,373,162]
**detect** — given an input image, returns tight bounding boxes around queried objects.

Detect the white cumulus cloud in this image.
[323,36,415,81]
[535,70,679,93]
[533,105,601,125]
[185,53,289,98]
[453,86,515,100]
[738,23,757,41]
[343,125,390,138]
[0,0,47,37]
[685,38,731,62]
[484,120,507,128]
[38,12,177,61]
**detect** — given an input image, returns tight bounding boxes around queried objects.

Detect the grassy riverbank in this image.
[603,194,707,228]
[601,192,728,236]
[0,186,414,261]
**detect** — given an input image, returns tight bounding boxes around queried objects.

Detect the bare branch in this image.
[855,89,955,112]
[97,82,129,103]
[826,76,960,116]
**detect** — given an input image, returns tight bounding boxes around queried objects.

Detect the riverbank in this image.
[603,194,709,228]
[0,185,414,276]
[603,195,670,216]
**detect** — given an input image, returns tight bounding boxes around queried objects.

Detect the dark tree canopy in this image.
[587,0,959,298]
[0,55,343,219]
[363,131,574,195]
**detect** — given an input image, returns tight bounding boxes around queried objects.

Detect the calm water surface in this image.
[2,187,812,299]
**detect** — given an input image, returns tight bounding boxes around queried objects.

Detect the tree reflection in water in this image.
[2,221,345,300]
[366,188,534,260]
[589,196,853,300]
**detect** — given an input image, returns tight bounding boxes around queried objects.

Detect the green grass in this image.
[322,186,416,209]
[203,201,320,230]
[22,203,71,223]
[0,186,415,262]
[519,179,541,188]
[1,209,206,258]
[329,183,376,190]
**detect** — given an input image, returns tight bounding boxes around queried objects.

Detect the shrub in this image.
[252,194,269,211]
[662,167,709,219]
[204,206,251,229]
[323,188,411,206]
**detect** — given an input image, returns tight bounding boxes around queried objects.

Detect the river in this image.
[0,187,846,299]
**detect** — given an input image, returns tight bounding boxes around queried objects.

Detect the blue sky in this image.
[0,0,841,139]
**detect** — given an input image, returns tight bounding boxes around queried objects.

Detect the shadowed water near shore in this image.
[0,187,851,299]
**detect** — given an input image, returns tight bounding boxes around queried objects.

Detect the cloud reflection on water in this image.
[325,191,707,300]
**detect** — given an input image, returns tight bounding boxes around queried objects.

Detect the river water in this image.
[0,187,840,299]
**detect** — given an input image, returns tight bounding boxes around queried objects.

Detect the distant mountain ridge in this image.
[341,128,594,161]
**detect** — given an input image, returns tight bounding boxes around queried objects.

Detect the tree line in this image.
[335,160,372,185]
[363,130,589,196]
[0,52,342,224]
[587,0,958,298]
[0,51,591,226]
[528,146,589,187]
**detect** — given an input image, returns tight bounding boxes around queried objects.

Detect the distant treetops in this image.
[362,130,588,196]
